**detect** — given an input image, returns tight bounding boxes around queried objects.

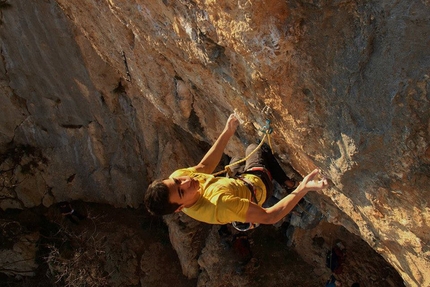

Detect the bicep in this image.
[245,202,273,224]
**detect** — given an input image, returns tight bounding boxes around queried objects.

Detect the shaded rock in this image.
[0,230,39,277]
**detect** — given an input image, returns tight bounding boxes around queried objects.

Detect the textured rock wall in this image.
[0,0,429,286]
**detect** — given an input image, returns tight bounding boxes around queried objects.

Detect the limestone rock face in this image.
[0,0,429,286]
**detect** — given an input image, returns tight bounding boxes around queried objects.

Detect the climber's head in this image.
[144,176,200,216]
[144,179,180,216]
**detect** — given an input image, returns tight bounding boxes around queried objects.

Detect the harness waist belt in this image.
[247,167,272,181]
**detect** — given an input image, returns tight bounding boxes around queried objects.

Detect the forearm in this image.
[246,169,328,225]
[264,187,309,224]
[195,128,234,174]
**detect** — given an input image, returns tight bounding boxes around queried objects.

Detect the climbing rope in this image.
[212,119,274,177]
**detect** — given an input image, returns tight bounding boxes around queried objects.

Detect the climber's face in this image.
[163,176,200,212]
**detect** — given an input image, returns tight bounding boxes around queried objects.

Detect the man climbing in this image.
[144,114,328,226]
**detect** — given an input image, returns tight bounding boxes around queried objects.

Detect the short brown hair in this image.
[144,179,180,216]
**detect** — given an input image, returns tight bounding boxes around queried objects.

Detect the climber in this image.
[144,114,328,227]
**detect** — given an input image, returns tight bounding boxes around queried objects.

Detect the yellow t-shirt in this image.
[169,167,266,224]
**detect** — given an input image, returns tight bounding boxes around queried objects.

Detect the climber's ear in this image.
[175,205,184,213]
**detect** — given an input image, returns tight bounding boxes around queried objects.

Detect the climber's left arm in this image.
[193,114,239,174]
[245,169,328,224]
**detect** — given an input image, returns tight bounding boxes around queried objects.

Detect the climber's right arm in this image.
[193,114,239,174]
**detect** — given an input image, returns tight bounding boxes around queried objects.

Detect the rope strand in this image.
[212,129,272,177]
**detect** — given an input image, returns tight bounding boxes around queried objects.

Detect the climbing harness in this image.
[213,118,274,232]
[236,176,259,204]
